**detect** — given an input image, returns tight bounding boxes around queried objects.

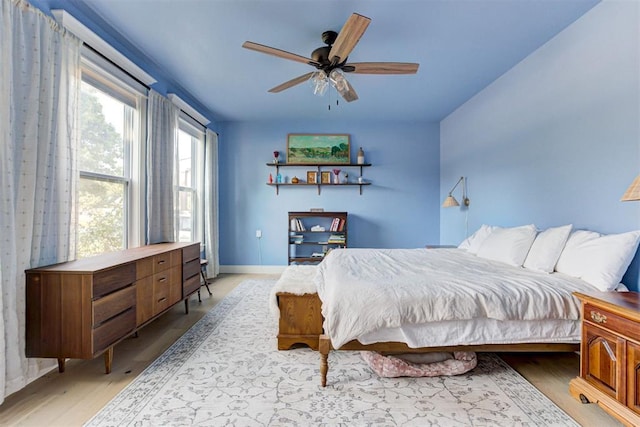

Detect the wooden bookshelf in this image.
[288,211,347,264]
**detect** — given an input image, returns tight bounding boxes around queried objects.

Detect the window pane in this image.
[178,130,194,187]
[79,81,128,176]
[77,178,126,258]
[178,189,193,242]
[176,120,203,244]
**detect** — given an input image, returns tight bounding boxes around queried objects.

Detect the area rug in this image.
[85,279,579,426]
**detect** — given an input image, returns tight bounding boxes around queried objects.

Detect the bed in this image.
[315,225,640,386]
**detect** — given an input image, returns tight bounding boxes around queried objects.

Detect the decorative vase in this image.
[357,147,365,165]
[273,150,280,164]
[332,169,341,184]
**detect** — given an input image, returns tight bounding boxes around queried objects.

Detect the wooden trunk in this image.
[277,292,323,350]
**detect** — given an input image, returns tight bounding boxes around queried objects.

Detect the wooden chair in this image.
[198,259,213,302]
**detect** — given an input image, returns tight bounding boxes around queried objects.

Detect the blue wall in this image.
[218,120,440,266]
[440,0,640,289]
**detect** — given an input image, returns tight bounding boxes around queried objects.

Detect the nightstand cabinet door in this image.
[583,323,623,400]
[570,292,640,426]
[627,341,640,414]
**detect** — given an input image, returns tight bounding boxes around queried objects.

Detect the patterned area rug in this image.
[85,280,579,426]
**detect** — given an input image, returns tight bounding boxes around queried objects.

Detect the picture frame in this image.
[306,171,318,184]
[287,134,350,164]
[320,171,332,184]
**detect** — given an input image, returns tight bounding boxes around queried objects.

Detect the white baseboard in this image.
[220,265,288,274]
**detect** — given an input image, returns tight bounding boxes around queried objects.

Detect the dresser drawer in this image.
[92,308,135,354]
[93,263,136,298]
[152,269,176,313]
[93,285,136,326]
[152,252,172,274]
[183,244,200,264]
[183,274,200,297]
[183,258,200,281]
[584,303,640,343]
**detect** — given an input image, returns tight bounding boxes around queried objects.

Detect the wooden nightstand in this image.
[569,291,640,426]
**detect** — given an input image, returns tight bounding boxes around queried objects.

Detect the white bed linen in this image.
[315,248,599,348]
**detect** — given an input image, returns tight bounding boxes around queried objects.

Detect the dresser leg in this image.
[104,347,113,374]
[57,358,65,373]
[184,298,189,314]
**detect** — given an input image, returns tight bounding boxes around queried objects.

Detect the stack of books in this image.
[291,235,304,244]
[327,234,346,244]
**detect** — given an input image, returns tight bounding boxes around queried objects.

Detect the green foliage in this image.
[78,88,124,175]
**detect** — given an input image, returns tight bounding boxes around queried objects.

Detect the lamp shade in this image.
[442,195,460,208]
[621,175,640,201]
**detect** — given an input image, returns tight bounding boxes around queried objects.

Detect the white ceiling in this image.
[42,0,600,123]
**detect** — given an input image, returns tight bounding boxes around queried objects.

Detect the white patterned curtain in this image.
[146,90,179,244]
[204,129,219,277]
[0,0,81,402]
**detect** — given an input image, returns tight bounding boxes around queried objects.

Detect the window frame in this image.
[77,49,147,256]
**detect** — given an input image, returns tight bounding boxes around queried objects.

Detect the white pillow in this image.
[555,230,640,291]
[458,224,496,254]
[523,225,573,273]
[476,224,538,267]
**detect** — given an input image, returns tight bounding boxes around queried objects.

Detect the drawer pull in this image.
[158,260,166,265]
[590,311,607,324]
[158,277,167,282]
[157,297,167,303]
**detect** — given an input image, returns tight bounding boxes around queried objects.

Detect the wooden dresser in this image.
[26,242,201,374]
[570,291,640,426]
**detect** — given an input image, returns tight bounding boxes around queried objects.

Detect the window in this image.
[176,115,205,243]
[77,51,146,258]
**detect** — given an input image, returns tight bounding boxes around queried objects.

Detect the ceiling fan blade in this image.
[268,72,315,93]
[328,13,371,65]
[347,62,419,74]
[339,80,359,103]
[242,41,318,66]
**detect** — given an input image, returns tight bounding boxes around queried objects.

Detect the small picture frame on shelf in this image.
[320,171,331,184]
[307,171,318,184]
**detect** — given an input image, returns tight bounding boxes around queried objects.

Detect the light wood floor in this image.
[0,273,621,426]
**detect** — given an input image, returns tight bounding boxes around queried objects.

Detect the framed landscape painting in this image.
[287,134,350,164]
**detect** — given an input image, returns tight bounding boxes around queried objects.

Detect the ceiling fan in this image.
[242,12,419,103]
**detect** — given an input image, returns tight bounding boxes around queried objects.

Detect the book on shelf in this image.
[290,218,306,231]
[290,235,304,244]
[329,217,346,232]
[327,234,346,244]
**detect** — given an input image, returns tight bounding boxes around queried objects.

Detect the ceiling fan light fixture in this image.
[310,70,329,96]
[329,68,349,95]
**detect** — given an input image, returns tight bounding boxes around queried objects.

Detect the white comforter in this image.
[315,248,598,348]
